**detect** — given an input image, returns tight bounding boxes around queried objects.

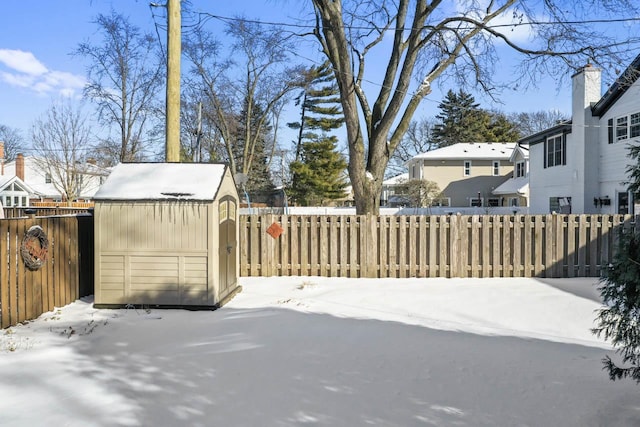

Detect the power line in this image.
[192,11,640,33]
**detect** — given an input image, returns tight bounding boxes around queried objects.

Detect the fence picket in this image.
[0,220,9,328]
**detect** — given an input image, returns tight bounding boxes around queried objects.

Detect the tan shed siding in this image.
[130,256,179,290]
[98,202,209,251]
[95,201,215,306]
[99,255,125,290]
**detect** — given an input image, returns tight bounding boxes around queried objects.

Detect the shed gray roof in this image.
[94,163,229,201]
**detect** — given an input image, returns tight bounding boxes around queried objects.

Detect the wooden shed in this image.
[93,163,241,308]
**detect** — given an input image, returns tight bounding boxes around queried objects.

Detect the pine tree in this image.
[593,229,640,383]
[288,61,347,205]
[290,135,348,205]
[432,89,486,147]
[484,112,522,142]
[431,90,521,147]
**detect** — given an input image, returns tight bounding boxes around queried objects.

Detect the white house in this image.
[381,172,409,206]
[526,57,640,214]
[1,152,110,204]
[0,174,35,209]
[492,143,529,208]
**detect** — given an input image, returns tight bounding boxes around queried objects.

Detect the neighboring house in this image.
[0,175,35,208]
[406,142,516,208]
[526,57,640,214]
[381,173,408,207]
[492,143,529,208]
[1,152,110,203]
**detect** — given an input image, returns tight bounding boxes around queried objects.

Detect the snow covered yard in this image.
[0,277,638,426]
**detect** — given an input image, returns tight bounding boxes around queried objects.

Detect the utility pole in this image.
[165,0,181,162]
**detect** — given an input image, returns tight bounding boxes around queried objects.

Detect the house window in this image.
[22,197,27,206]
[470,197,482,207]
[617,116,629,141]
[509,197,520,207]
[431,197,450,207]
[4,196,10,207]
[618,192,629,214]
[631,113,640,138]
[515,161,526,178]
[544,134,565,168]
[45,173,52,184]
[549,196,571,214]
[487,198,500,207]
[464,161,471,176]
[492,161,500,176]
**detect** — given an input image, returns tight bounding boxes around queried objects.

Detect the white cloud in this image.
[0,71,36,88]
[0,50,85,97]
[0,49,48,75]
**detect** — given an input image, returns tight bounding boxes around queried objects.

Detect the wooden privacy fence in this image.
[0,215,94,329]
[240,214,636,278]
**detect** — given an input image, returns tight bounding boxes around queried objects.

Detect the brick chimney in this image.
[16,153,24,181]
[0,141,4,175]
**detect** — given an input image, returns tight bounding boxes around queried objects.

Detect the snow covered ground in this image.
[0,276,638,426]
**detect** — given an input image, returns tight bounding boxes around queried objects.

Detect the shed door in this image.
[218,196,237,296]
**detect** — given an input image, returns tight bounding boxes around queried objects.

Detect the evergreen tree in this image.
[288,61,347,205]
[484,112,522,142]
[594,142,640,383]
[592,229,640,383]
[432,89,486,147]
[431,90,521,147]
[290,135,348,205]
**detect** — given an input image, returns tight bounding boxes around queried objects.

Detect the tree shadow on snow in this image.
[43,303,640,427]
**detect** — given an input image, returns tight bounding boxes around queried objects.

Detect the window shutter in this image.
[608,118,614,144]
[543,140,547,169]
[562,135,567,165]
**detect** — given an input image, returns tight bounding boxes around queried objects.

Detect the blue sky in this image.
[0,0,600,146]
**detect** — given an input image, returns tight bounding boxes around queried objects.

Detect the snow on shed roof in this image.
[94,163,228,201]
[412,142,516,160]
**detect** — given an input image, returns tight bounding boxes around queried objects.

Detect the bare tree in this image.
[76,11,163,166]
[31,100,92,205]
[395,177,442,208]
[311,0,640,214]
[0,124,24,162]
[509,110,569,137]
[183,19,303,179]
[388,117,437,177]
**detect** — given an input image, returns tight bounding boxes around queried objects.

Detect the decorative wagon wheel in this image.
[21,226,49,271]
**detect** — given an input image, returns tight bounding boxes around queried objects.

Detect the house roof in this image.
[411,142,517,161]
[94,163,229,201]
[509,143,529,162]
[492,176,529,196]
[383,173,408,185]
[592,53,640,117]
[518,122,572,146]
[2,155,111,199]
[0,175,36,195]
